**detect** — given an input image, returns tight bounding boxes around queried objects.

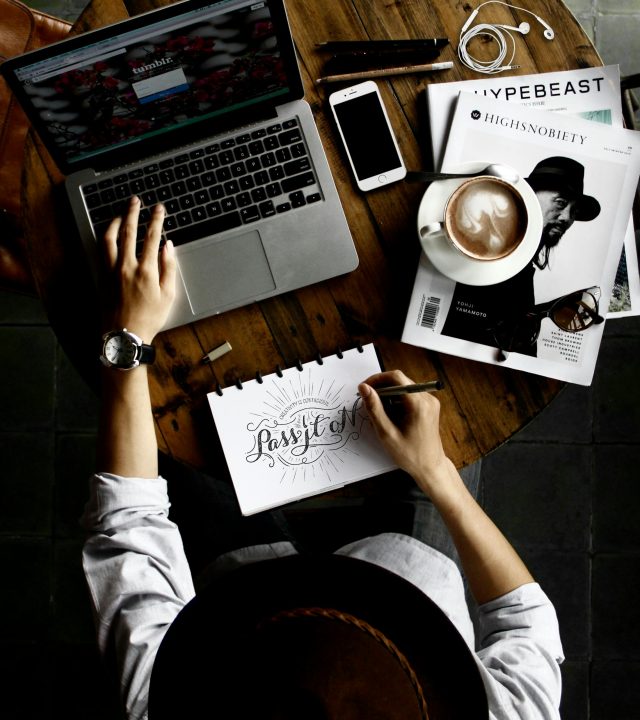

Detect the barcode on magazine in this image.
[420,296,441,329]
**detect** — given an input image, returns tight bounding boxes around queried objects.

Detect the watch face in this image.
[104,334,138,368]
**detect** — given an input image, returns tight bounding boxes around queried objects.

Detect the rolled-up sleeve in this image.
[81,473,195,720]
[476,583,564,720]
[337,535,564,719]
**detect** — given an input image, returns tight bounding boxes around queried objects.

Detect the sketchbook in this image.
[207,344,396,515]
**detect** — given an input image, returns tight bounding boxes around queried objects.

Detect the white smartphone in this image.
[329,81,406,192]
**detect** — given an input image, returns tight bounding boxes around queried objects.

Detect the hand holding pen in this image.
[358,370,449,483]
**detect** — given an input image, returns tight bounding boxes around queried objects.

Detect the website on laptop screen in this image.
[14,0,291,166]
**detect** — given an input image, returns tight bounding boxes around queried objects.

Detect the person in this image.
[82,196,564,719]
[441,156,601,356]
[527,156,601,272]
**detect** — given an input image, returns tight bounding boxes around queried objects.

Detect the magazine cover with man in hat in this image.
[402,92,640,385]
[425,64,639,319]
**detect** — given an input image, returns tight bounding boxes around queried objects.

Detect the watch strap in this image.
[139,343,156,365]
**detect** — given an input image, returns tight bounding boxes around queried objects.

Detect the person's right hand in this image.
[361,371,537,607]
[358,370,454,499]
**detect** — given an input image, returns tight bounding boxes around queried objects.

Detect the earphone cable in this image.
[457,0,551,74]
[458,22,517,74]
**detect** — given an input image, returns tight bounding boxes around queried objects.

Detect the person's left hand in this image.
[101,196,177,343]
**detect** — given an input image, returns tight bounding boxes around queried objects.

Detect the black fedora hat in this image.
[148,554,488,719]
[526,156,601,222]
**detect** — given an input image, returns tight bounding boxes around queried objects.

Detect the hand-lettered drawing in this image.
[244,369,370,484]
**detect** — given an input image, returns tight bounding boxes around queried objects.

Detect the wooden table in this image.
[22,0,601,471]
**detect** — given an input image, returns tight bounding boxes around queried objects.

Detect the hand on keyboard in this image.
[100,196,177,342]
[84,117,323,253]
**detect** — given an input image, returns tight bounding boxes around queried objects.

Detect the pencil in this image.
[322,50,442,74]
[374,381,444,396]
[316,61,454,84]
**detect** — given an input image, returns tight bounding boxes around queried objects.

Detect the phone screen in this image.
[333,90,402,181]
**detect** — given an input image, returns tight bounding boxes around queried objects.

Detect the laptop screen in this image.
[8,0,300,170]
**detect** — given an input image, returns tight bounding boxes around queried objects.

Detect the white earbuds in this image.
[534,15,555,40]
[458,1,554,74]
[496,21,530,34]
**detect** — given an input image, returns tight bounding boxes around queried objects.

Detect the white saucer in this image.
[416,161,543,286]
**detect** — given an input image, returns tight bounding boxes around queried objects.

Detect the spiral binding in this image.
[215,344,364,394]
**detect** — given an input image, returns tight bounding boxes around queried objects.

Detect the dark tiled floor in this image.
[2,1,640,717]
[481,313,640,720]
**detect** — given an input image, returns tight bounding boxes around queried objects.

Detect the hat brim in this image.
[149,554,488,719]
[525,175,601,222]
[573,194,601,222]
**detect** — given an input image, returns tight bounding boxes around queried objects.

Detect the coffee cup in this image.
[420,176,528,261]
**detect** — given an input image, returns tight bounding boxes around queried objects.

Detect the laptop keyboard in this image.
[81,118,322,253]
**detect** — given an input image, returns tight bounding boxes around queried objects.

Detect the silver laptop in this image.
[2,0,357,330]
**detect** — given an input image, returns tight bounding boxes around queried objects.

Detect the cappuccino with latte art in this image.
[444,177,528,261]
[420,175,528,260]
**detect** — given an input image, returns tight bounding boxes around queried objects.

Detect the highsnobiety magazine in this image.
[426,65,639,318]
[402,92,640,385]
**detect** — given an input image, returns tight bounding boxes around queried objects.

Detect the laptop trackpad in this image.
[178,230,276,314]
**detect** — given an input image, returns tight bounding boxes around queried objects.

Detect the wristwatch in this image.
[100,328,156,370]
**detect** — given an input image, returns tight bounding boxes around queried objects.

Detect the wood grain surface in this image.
[22,0,602,470]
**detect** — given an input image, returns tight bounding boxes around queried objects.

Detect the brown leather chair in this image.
[0,0,71,294]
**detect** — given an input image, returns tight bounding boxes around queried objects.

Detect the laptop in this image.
[2,0,358,330]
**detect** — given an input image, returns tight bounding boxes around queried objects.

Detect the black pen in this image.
[376,380,444,396]
[317,39,449,52]
[358,380,445,397]
[323,50,441,74]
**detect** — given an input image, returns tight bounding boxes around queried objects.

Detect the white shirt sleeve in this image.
[81,473,196,720]
[337,533,564,720]
[476,583,565,720]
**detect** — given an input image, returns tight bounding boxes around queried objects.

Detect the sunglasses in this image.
[491,286,604,361]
